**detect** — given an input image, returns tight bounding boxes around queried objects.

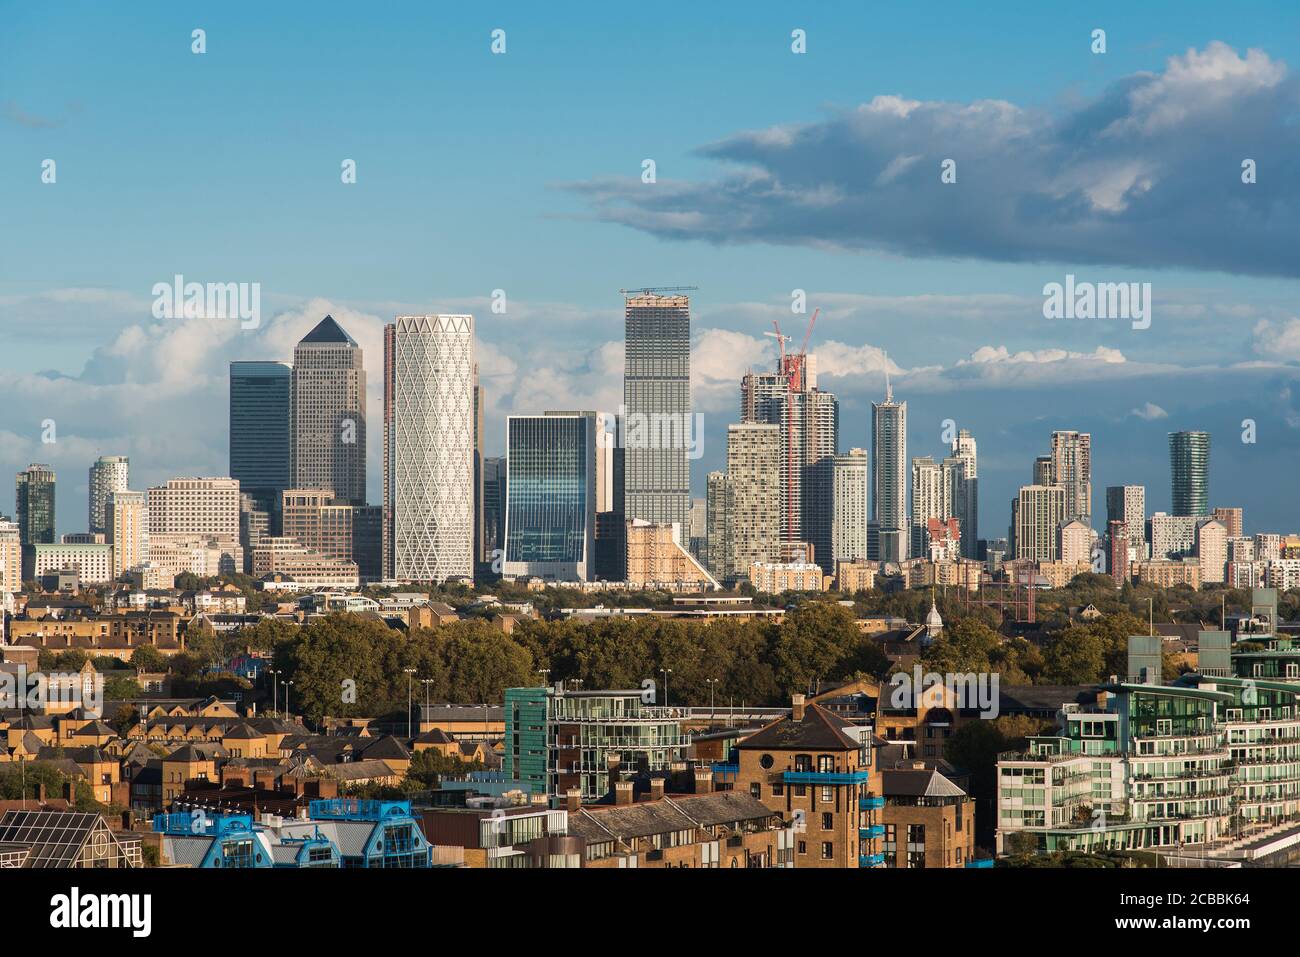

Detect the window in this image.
[817,755,834,772]
[797,841,806,855]
[750,783,761,798]
[821,842,834,860]
[759,753,774,769]
[820,786,833,803]
[822,812,833,830]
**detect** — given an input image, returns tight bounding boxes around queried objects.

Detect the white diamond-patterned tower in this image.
[388,315,475,582]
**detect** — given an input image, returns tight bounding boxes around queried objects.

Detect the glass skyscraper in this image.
[503,412,596,582]
[622,292,691,534]
[871,378,907,562]
[15,463,55,546]
[229,360,291,519]
[1169,431,1210,517]
[291,315,366,506]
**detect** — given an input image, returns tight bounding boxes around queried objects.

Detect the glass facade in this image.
[1169,430,1210,517]
[503,413,595,581]
[229,360,291,516]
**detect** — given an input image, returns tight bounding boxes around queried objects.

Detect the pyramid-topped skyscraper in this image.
[290,315,367,505]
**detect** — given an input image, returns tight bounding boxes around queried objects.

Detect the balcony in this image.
[783,770,869,785]
[712,762,739,780]
[859,825,886,840]
[859,852,886,867]
[859,796,886,811]
[965,858,995,869]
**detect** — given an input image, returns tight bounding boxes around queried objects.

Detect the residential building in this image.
[950,428,978,559]
[1106,485,1146,558]
[1149,512,1198,560]
[281,488,381,581]
[251,537,360,588]
[29,543,114,585]
[832,448,868,564]
[1197,519,1228,585]
[0,519,20,593]
[88,455,129,537]
[748,561,826,593]
[721,423,780,583]
[1169,430,1210,516]
[1212,506,1243,539]
[504,685,690,803]
[1011,485,1066,562]
[146,477,242,573]
[1049,430,1092,524]
[1059,519,1091,566]
[871,377,907,562]
[106,490,146,578]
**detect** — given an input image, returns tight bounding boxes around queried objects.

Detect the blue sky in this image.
[2,1,1299,536]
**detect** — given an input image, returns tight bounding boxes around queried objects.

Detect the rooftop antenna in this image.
[883,351,893,403]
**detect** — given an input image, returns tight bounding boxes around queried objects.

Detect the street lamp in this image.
[538,668,550,688]
[705,678,718,716]
[404,668,417,739]
[268,669,281,717]
[421,678,434,718]
[660,668,672,709]
[284,680,294,720]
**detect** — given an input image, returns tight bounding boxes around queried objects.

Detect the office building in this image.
[871,378,907,562]
[1170,430,1210,517]
[229,360,292,521]
[832,449,868,564]
[291,316,366,505]
[88,455,129,537]
[503,412,597,582]
[15,464,55,546]
[481,456,507,565]
[387,315,476,582]
[281,489,382,581]
[146,477,243,573]
[622,292,691,532]
[29,543,114,585]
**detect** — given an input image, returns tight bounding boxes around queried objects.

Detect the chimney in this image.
[792,694,806,721]
[614,781,634,806]
[693,768,713,794]
[565,788,581,813]
[649,778,665,801]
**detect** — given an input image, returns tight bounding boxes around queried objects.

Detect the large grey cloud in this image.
[566,43,1300,278]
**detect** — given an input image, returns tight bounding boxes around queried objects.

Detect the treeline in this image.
[270,603,891,724]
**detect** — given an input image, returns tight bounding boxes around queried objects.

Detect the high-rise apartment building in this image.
[832,449,868,565]
[871,379,907,563]
[1012,484,1066,562]
[1033,456,1053,486]
[1050,431,1092,525]
[106,489,146,578]
[742,359,839,570]
[622,292,691,532]
[722,423,780,583]
[291,316,366,505]
[481,456,507,565]
[229,360,292,521]
[1149,512,1198,561]
[949,429,978,559]
[1059,519,1091,566]
[910,456,948,559]
[1105,485,1146,557]
[704,471,730,581]
[1197,519,1228,584]
[15,464,56,546]
[0,519,21,593]
[1170,431,1210,517]
[1107,519,1129,584]
[387,315,475,582]
[88,455,129,537]
[503,412,597,582]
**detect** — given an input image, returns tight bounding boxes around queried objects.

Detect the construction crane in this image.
[764,307,819,546]
[619,285,699,296]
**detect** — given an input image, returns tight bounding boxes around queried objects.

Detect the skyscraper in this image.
[704,470,730,581]
[832,449,868,565]
[229,360,291,522]
[723,423,780,582]
[503,412,597,582]
[15,464,55,546]
[910,455,947,559]
[622,292,691,533]
[1170,431,1211,517]
[1050,430,1092,525]
[106,489,146,578]
[290,315,366,506]
[950,429,979,559]
[1106,485,1146,557]
[481,456,507,565]
[88,455,129,537]
[871,377,907,562]
[1012,484,1066,562]
[387,315,475,582]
